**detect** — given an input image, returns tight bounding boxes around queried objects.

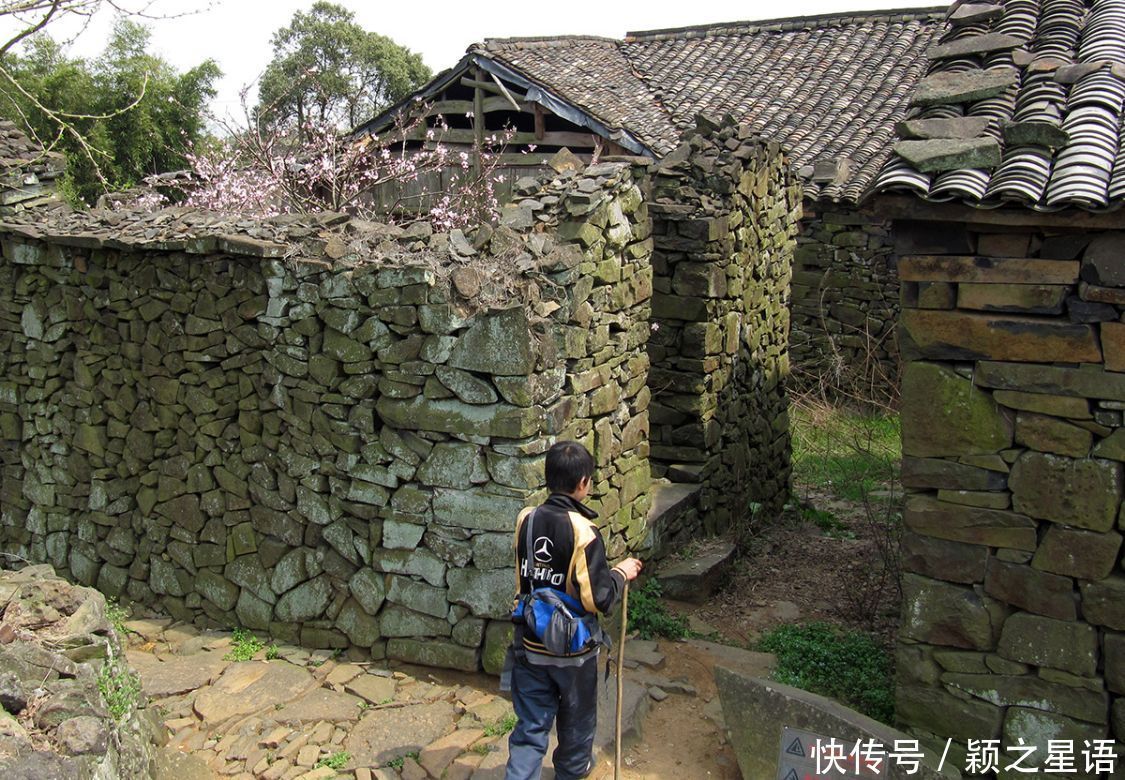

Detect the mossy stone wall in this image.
[891,200,1125,766]
[0,162,652,671]
[646,118,800,544]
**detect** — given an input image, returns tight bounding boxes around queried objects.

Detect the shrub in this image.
[626,580,690,641]
[758,622,894,724]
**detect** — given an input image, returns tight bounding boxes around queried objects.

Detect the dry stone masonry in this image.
[888,200,1125,770]
[0,121,62,216]
[0,160,654,673]
[647,117,800,541]
[790,206,900,402]
[0,122,799,674]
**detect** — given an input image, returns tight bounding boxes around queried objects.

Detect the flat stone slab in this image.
[622,639,666,670]
[152,748,213,780]
[655,539,736,603]
[345,673,397,704]
[127,651,230,698]
[271,688,364,724]
[716,669,958,779]
[594,674,649,752]
[344,701,458,768]
[686,639,777,677]
[193,661,313,725]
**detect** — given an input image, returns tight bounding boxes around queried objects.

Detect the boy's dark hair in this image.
[545,441,595,494]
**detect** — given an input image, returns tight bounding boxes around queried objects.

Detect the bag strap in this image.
[523,506,536,576]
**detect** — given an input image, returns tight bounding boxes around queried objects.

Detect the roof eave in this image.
[352,52,655,158]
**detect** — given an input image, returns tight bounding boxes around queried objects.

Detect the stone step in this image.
[645,481,702,557]
[665,463,703,483]
[655,539,737,603]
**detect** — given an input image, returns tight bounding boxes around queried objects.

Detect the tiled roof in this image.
[471,9,946,202]
[472,37,680,156]
[873,0,1125,211]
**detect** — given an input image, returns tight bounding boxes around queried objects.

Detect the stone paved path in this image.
[128,619,668,780]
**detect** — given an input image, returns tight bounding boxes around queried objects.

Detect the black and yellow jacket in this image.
[512,493,627,662]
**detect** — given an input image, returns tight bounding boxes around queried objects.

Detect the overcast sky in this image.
[9,0,943,121]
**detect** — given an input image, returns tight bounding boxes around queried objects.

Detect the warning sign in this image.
[775,726,886,780]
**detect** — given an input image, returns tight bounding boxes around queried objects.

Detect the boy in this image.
[504,440,643,780]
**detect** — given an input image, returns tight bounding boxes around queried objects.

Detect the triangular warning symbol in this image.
[782,769,800,780]
[786,737,805,757]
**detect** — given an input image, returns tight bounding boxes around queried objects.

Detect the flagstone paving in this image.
[130,619,672,779]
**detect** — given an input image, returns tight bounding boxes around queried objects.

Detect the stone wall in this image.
[0,160,653,672]
[790,205,900,402]
[646,117,800,542]
[887,197,1125,769]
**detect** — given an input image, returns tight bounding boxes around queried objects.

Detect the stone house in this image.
[357,8,948,401]
[867,0,1125,768]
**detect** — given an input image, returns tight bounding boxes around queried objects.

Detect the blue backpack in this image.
[511,509,606,657]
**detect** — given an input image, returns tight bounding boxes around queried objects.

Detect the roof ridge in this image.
[477,35,621,50]
[624,6,948,42]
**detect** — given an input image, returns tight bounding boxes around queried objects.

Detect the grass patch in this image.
[470,743,491,756]
[483,712,518,738]
[791,401,900,502]
[315,751,350,770]
[385,750,420,769]
[758,622,894,724]
[626,579,690,641]
[800,506,856,540]
[224,628,265,662]
[97,662,141,721]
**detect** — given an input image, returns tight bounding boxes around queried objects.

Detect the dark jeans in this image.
[504,653,598,780]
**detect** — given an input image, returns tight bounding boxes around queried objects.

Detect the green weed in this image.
[97,662,141,721]
[790,402,900,502]
[224,628,266,662]
[105,599,133,638]
[385,750,420,769]
[470,743,491,756]
[264,644,280,660]
[758,622,894,724]
[801,506,856,540]
[626,580,690,641]
[483,712,518,737]
[315,751,350,770]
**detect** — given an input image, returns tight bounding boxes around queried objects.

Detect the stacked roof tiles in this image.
[874,0,1125,210]
[0,120,63,177]
[470,10,946,202]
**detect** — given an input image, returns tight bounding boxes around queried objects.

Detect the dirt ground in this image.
[593,484,904,779]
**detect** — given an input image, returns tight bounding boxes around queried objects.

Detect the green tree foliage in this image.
[258,1,430,133]
[0,19,220,204]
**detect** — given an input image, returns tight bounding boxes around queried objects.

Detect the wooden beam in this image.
[534,104,545,141]
[489,72,522,111]
[461,77,514,98]
[408,127,602,148]
[869,194,1125,230]
[472,68,484,175]
[422,97,538,118]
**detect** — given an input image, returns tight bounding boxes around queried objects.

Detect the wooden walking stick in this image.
[614,580,629,780]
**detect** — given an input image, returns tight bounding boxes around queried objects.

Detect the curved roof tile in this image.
[472,9,946,202]
[873,0,1125,211]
